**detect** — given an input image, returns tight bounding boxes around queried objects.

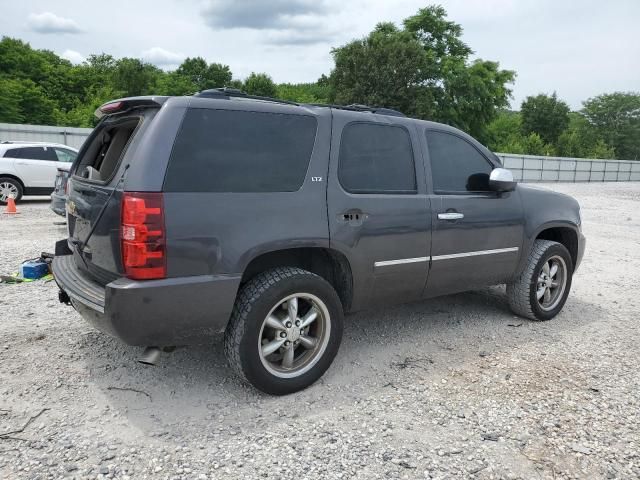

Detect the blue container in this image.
[20,260,49,279]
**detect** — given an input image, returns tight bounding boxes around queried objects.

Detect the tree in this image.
[328,6,515,140]
[555,112,614,159]
[112,58,161,97]
[243,72,277,97]
[522,132,546,156]
[276,82,330,104]
[582,92,640,159]
[175,57,232,91]
[520,92,570,145]
[486,111,523,153]
[157,71,196,96]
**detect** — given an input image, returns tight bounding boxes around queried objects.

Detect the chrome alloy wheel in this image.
[0,182,18,202]
[258,293,331,379]
[536,255,567,311]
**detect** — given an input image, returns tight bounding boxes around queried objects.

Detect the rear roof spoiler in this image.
[95,96,169,119]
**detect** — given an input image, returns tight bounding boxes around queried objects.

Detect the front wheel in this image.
[224,267,343,395]
[507,240,573,321]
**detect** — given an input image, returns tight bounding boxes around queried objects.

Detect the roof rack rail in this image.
[194,88,300,107]
[306,103,405,117]
[194,89,405,117]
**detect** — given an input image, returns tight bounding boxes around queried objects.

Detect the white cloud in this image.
[27,12,83,34]
[141,47,185,66]
[200,0,335,45]
[201,0,328,29]
[61,49,85,64]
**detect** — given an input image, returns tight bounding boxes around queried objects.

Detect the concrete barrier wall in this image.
[0,123,92,149]
[497,153,640,182]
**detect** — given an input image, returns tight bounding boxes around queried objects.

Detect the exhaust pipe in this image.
[138,347,162,366]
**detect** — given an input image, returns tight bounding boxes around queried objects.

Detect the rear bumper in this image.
[52,254,241,346]
[50,192,66,216]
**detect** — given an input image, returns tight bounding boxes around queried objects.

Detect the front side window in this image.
[165,109,317,193]
[426,130,493,193]
[338,123,416,194]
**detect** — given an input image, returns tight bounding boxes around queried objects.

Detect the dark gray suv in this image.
[52,90,585,394]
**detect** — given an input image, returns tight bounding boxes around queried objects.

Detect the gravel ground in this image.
[1,183,639,480]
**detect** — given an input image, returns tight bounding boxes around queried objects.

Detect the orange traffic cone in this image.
[3,197,19,215]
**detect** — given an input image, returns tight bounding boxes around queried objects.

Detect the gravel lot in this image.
[1,183,639,480]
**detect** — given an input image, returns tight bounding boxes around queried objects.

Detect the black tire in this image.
[224,267,344,395]
[0,177,23,205]
[507,240,573,321]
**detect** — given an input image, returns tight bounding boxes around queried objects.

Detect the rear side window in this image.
[338,123,416,194]
[165,109,317,193]
[426,131,493,193]
[3,148,23,158]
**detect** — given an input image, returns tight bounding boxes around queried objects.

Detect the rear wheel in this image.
[0,177,23,204]
[507,240,573,321]
[224,267,343,395]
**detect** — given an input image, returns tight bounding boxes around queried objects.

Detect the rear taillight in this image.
[121,192,166,280]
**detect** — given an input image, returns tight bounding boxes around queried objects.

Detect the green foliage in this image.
[226,79,244,90]
[488,109,617,158]
[487,111,524,153]
[112,58,161,97]
[328,6,515,140]
[243,73,277,97]
[175,57,232,91]
[520,92,570,145]
[156,71,197,96]
[276,82,330,104]
[0,19,637,162]
[582,92,640,159]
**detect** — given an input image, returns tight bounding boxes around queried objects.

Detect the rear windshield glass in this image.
[164,108,317,193]
[74,117,140,182]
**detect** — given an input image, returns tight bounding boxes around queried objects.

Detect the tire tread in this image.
[507,239,559,321]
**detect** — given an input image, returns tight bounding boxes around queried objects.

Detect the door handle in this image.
[16,162,28,165]
[438,212,464,220]
[339,210,366,225]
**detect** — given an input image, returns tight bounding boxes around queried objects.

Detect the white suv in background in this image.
[0,142,78,204]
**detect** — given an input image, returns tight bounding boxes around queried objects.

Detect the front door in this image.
[327,113,431,310]
[422,129,524,298]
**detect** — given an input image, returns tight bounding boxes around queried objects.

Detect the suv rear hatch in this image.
[66,98,166,285]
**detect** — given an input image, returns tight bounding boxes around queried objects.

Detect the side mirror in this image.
[489,168,517,192]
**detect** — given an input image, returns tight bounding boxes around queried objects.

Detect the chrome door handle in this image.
[438,212,464,220]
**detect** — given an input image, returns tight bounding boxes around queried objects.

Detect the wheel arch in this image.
[526,222,580,272]
[240,247,354,312]
[0,173,25,190]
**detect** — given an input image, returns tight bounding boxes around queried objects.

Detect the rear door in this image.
[422,129,524,297]
[66,114,151,283]
[327,112,431,310]
[8,146,59,188]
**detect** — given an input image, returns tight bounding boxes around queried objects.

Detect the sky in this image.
[1,0,639,109]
